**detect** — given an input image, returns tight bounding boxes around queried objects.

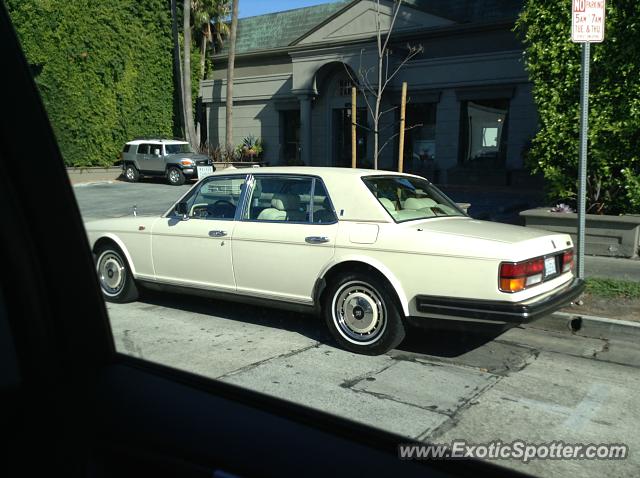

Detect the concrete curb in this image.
[534,312,640,343]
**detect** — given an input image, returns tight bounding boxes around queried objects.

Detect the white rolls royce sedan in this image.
[86,167,585,355]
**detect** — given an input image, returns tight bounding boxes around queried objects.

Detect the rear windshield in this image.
[362,175,466,223]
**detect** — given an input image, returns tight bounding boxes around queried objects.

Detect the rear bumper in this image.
[412,278,585,325]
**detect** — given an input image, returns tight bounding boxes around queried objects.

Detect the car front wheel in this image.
[124,164,139,182]
[323,273,405,355]
[95,243,139,303]
[167,167,185,186]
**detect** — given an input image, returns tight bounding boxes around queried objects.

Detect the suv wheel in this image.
[323,273,406,355]
[167,167,185,186]
[124,164,139,182]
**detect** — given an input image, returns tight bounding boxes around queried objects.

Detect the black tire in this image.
[167,167,186,186]
[94,243,139,303]
[124,163,139,182]
[323,272,405,355]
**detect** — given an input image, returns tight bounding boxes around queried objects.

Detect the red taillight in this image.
[562,249,574,273]
[499,258,545,293]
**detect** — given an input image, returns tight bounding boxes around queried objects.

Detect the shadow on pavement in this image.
[136,288,333,344]
[134,288,511,358]
[398,321,511,358]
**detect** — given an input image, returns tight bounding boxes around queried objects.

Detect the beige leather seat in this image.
[404,197,437,210]
[378,197,396,213]
[257,193,305,221]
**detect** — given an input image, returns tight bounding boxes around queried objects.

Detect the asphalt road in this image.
[74,180,640,477]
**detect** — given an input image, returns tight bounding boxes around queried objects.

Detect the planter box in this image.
[520,209,640,258]
[213,161,268,170]
[66,166,122,184]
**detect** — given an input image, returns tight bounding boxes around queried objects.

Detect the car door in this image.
[232,174,339,304]
[151,174,247,291]
[147,143,166,172]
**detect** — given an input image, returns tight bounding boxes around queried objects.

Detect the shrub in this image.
[7,0,176,167]
[515,0,640,215]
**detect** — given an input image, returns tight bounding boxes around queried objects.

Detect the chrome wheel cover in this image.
[97,250,126,297]
[332,281,387,345]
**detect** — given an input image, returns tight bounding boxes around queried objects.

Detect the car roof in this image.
[126,139,188,145]
[209,166,424,181]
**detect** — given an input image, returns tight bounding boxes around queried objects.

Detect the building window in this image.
[400,103,437,180]
[338,79,354,97]
[461,99,509,165]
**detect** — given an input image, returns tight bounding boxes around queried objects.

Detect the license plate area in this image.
[197,166,214,178]
[544,256,558,277]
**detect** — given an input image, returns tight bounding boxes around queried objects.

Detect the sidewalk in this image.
[584,255,640,282]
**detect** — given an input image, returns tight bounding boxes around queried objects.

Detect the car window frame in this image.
[240,173,338,226]
[162,173,251,221]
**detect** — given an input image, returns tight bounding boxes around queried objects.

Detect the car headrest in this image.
[272,193,300,211]
[404,197,437,210]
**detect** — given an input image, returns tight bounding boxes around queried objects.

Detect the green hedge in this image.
[516,0,640,214]
[7,0,176,167]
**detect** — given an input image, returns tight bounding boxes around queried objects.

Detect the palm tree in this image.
[193,0,230,81]
[225,0,239,153]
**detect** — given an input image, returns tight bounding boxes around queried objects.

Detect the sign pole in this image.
[576,42,590,280]
[572,0,604,279]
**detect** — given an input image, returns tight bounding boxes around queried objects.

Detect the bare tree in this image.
[345,0,423,169]
[225,0,239,153]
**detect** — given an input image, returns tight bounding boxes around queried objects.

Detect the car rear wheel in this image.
[167,167,185,186]
[95,243,139,303]
[323,273,405,355]
[124,164,139,182]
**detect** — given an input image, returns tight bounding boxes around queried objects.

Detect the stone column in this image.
[299,94,313,165]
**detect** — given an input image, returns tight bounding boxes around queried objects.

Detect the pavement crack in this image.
[215,342,321,379]
[419,375,505,442]
[339,361,397,389]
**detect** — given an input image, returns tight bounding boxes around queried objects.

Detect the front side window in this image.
[362,175,466,222]
[178,175,245,220]
[246,176,313,222]
[165,143,194,154]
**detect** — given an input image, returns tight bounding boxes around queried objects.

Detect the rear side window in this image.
[123,144,130,153]
[246,176,313,223]
[137,144,149,154]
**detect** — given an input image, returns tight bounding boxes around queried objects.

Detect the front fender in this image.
[91,232,138,277]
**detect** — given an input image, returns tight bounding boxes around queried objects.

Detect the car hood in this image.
[84,215,161,233]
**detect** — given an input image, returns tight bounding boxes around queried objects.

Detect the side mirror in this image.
[154,148,161,156]
[175,202,189,220]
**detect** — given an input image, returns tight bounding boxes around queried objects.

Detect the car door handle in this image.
[305,236,329,244]
[209,230,227,237]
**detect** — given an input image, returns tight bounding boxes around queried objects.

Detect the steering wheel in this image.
[211,200,236,218]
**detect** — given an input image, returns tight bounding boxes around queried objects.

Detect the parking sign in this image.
[572,0,605,43]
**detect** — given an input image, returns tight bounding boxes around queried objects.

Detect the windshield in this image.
[362,176,466,222]
[165,143,194,154]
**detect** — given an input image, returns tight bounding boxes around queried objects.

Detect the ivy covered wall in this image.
[7,0,176,167]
